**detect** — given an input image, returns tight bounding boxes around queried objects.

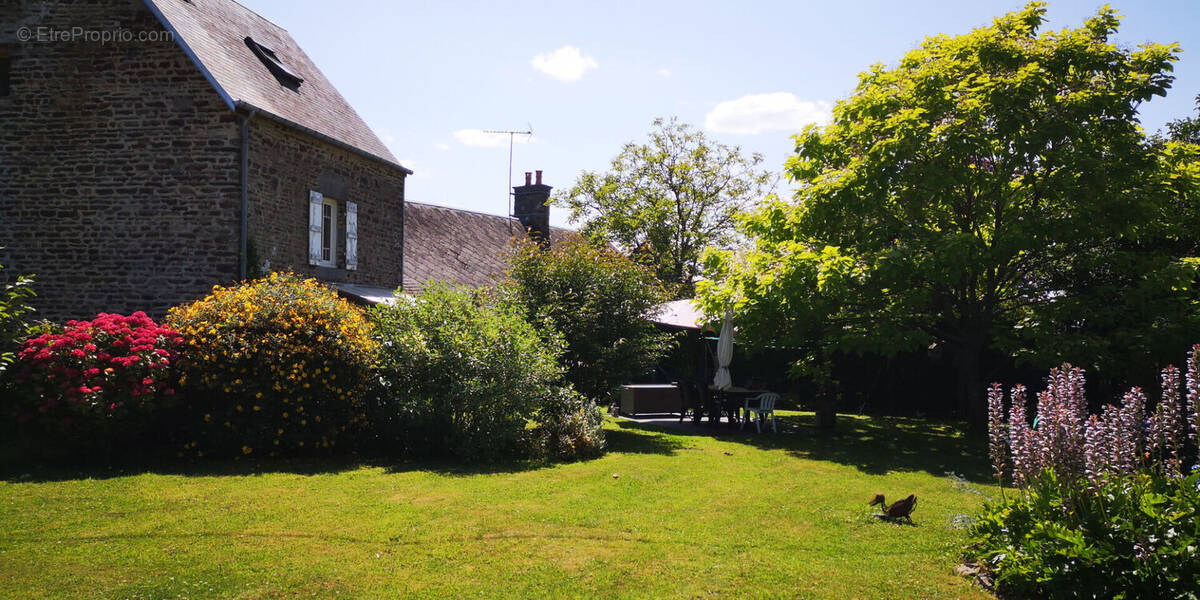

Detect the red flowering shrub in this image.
[5,312,182,444]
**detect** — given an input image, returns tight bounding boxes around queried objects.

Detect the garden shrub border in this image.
[4,311,182,455]
[166,272,378,458]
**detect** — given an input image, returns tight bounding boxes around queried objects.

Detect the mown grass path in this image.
[0,413,996,598]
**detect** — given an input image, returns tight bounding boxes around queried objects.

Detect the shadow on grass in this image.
[0,414,988,484]
[0,444,561,484]
[603,426,689,456]
[0,421,693,484]
[615,412,994,484]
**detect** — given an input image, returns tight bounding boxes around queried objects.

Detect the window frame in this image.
[317,197,338,267]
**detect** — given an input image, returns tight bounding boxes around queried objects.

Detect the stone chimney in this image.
[513,169,552,246]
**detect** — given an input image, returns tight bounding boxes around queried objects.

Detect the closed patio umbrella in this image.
[713,308,734,390]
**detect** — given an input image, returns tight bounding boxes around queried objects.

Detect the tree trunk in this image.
[815,383,838,430]
[815,396,838,430]
[958,342,987,432]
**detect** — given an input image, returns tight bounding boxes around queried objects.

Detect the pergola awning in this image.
[649,298,707,330]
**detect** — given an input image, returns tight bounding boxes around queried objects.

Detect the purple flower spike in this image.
[988,383,1007,481]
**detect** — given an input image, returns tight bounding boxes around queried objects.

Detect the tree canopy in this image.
[1166,94,1200,144]
[502,237,675,402]
[555,118,774,298]
[701,2,1200,426]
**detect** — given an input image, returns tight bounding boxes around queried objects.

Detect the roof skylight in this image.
[244,36,303,89]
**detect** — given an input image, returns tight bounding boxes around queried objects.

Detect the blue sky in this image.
[241,0,1200,228]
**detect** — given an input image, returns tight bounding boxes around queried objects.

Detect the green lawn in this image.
[0,412,996,599]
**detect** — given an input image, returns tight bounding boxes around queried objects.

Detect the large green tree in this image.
[502,237,675,402]
[556,118,774,298]
[1165,94,1200,144]
[701,3,1200,427]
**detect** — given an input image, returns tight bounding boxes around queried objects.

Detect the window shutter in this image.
[308,190,323,265]
[345,201,358,271]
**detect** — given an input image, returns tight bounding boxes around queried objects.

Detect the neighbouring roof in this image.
[402,201,573,293]
[144,0,408,172]
[332,283,401,306]
[650,298,708,330]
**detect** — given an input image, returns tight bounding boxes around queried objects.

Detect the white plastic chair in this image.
[742,392,779,433]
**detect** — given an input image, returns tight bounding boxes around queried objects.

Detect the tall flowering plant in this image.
[971,346,1200,597]
[5,312,182,441]
[987,345,1200,488]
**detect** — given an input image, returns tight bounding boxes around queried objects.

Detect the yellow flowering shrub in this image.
[166,273,377,457]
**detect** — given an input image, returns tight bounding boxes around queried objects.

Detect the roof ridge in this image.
[405,200,518,222]
[405,200,575,232]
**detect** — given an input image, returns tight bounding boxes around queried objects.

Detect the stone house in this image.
[1,0,411,320]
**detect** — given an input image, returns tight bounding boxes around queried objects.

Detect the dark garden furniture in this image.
[706,386,766,427]
[678,381,704,423]
[619,384,684,416]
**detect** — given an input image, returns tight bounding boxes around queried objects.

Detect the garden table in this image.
[706,386,765,426]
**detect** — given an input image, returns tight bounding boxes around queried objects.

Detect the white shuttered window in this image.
[309,190,338,267]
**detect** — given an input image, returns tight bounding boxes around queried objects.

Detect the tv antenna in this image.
[483,125,533,231]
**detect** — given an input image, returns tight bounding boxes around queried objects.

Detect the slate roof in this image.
[144,0,407,172]
[402,201,574,293]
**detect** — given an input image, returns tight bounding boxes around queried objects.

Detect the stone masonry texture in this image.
[1,0,240,321]
[1,0,407,321]
[246,117,405,288]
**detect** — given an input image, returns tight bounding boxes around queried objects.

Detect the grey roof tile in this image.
[402,201,574,292]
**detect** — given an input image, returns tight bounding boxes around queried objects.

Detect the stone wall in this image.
[0,0,408,320]
[0,0,242,321]
[246,116,406,289]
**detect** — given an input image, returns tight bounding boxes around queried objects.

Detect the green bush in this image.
[0,257,35,375]
[502,238,675,402]
[166,273,377,457]
[966,470,1200,598]
[368,284,586,459]
[528,386,606,461]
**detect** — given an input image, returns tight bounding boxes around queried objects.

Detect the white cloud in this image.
[452,129,536,148]
[657,68,672,78]
[704,93,832,135]
[530,46,597,82]
[435,142,450,151]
